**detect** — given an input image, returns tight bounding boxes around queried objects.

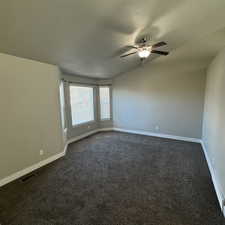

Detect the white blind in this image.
[70,85,94,126]
[100,86,110,120]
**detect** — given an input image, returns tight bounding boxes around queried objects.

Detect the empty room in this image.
[1,0,225,224]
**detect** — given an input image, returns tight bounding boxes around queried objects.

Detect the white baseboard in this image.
[66,127,201,145]
[62,141,69,154]
[0,128,114,187]
[5,125,225,220]
[0,150,66,187]
[200,141,225,217]
[1,127,224,217]
[67,128,114,144]
[67,129,99,144]
[113,128,201,143]
[98,127,114,132]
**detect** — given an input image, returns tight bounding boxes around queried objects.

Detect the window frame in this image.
[59,81,66,130]
[99,85,112,121]
[69,83,96,127]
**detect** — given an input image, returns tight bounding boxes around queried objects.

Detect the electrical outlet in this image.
[155,125,160,131]
[40,149,44,156]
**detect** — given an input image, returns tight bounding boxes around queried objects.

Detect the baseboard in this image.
[0,150,66,187]
[98,127,114,132]
[63,141,69,154]
[200,141,225,217]
[67,128,114,144]
[0,128,114,187]
[67,127,200,146]
[1,128,224,217]
[113,128,201,143]
[0,125,214,212]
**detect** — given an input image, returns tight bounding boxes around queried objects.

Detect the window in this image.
[69,85,94,126]
[99,86,111,120]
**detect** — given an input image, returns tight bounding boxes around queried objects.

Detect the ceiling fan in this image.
[120,37,169,60]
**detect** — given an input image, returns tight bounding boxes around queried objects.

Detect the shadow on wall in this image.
[202,49,225,203]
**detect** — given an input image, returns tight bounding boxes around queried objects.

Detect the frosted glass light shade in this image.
[138,49,150,58]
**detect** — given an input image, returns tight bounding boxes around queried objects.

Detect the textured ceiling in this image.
[0,0,225,78]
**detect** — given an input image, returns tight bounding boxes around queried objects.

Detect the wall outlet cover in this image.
[155,125,160,131]
[40,150,44,155]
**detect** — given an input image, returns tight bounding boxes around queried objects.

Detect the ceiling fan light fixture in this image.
[119,39,168,59]
[138,49,150,58]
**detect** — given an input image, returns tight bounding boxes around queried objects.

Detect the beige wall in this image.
[202,49,225,199]
[0,53,64,180]
[113,62,206,139]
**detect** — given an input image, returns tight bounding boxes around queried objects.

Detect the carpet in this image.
[0,131,224,225]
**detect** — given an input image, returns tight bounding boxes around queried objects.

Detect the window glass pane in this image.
[70,86,94,126]
[100,86,110,120]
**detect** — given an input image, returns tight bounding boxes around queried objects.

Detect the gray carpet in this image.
[0,131,225,225]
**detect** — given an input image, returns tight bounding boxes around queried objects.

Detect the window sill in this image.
[72,120,96,128]
[100,118,111,122]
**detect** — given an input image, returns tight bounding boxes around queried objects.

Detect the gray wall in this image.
[61,73,113,140]
[202,49,225,199]
[0,53,64,180]
[113,62,206,139]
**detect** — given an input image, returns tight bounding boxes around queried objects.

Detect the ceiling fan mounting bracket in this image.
[139,35,151,44]
[142,37,147,43]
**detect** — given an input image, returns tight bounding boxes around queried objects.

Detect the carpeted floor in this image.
[0,131,225,225]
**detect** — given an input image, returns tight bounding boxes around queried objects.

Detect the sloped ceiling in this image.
[0,0,225,78]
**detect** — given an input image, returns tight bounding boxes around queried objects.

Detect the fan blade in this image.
[112,45,138,57]
[151,50,169,55]
[126,45,138,49]
[120,51,137,58]
[152,41,167,48]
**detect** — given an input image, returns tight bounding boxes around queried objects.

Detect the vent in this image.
[20,173,36,182]
[222,199,225,216]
